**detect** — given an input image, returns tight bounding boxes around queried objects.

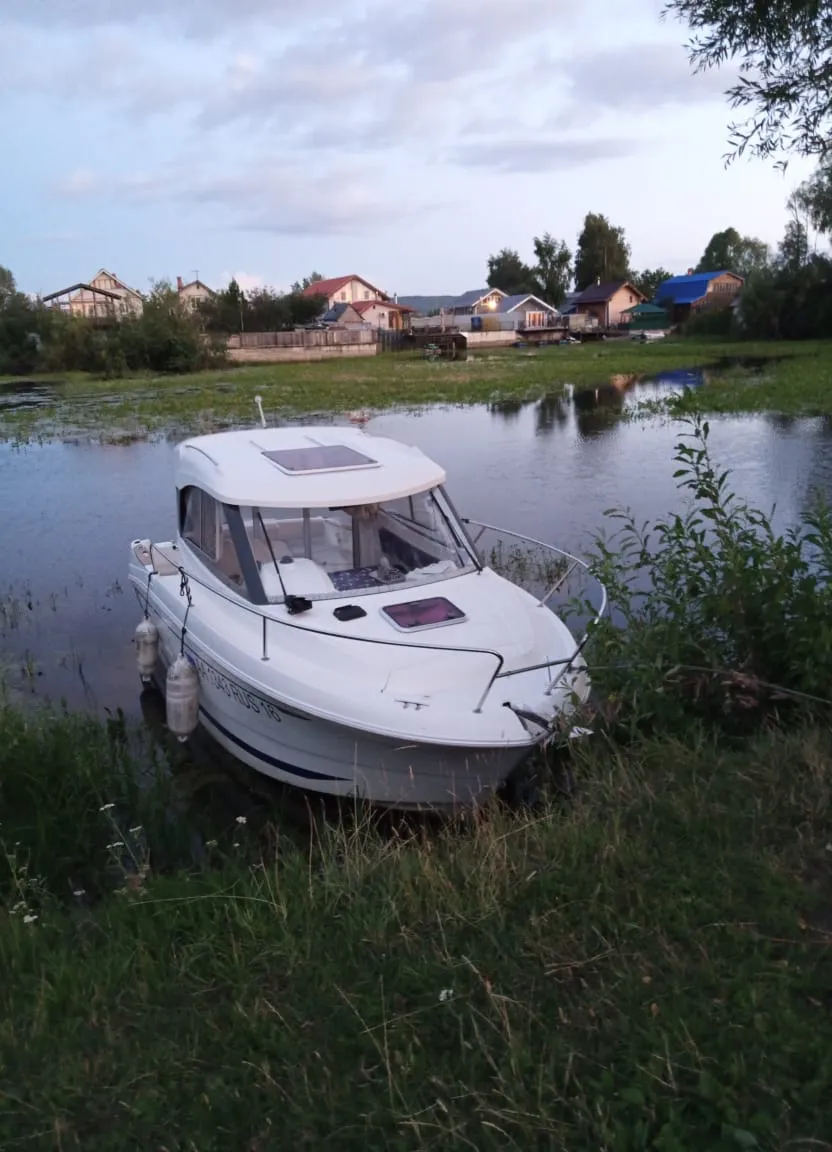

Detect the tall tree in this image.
[486,248,536,295]
[631,267,673,300]
[573,213,631,290]
[0,265,15,304]
[695,228,770,277]
[531,233,572,306]
[790,164,832,235]
[664,0,832,160]
[290,271,324,294]
[778,219,810,272]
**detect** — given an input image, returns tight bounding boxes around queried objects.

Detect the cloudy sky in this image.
[1,0,818,298]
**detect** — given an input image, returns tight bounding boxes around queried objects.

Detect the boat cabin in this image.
[174,427,481,607]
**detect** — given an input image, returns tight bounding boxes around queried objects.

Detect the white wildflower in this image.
[205,839,217,849]
[99,803,115,812]
[72,889,86,898]
[106,841,125,850]
[23,913,38,925]
[129,825,143,834]
[235,815,247,825]
[439,988,454,1003]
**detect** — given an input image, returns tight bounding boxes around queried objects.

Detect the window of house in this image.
[364,290,370,299]
[526,311,545,327]
[340,292,347,301]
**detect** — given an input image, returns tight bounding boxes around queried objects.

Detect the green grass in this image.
[0,338,816,443]
[668,341,832,416]
[1,700,830,1150]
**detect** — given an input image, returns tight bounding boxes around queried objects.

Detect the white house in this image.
[301,275,388,309]
[67,269,145,318]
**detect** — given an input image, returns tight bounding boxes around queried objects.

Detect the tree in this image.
[573,213,631,290]
[0,264,15,305]
[664,0,832,160]
[486,248,536,295]
[631,268,673,300]
[790,164,832,235]
[290,271,324,294]
[531,233,572,306]
[695,228,770,277]
[778,219,810,272]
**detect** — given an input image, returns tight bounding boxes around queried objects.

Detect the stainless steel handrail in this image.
[145,544,504,713]
[461,518,608,708]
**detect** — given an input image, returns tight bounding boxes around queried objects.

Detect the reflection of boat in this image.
[128,422,605,810]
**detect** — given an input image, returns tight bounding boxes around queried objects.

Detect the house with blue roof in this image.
[656,269,744,323]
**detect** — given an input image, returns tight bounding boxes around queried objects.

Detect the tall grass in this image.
[0,711,829,1149]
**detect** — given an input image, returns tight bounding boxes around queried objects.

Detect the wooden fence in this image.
[227,329,376,350]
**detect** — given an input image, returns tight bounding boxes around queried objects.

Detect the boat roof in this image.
[174,425,446,508]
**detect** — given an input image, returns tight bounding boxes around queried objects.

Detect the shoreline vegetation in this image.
[2,337,832,444]
[2,417,831,1147]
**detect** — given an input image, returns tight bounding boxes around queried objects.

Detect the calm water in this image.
[3,372,832,716]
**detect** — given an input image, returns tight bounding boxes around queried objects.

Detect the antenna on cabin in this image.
[254,395,266,428]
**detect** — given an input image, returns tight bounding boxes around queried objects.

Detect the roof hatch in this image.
[259,443,379,475]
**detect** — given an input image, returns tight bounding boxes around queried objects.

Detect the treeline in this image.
[686,164,832,341]
[0,272,328,377]
[485,214,673,306]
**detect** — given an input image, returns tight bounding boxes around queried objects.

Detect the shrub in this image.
[586,415,832,734]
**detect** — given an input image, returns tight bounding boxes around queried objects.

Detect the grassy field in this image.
[0,337,823,443]
[1,700,830,1151]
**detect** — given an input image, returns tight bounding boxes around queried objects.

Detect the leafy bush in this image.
[39,282,224,377]
[587,415,832,734]
[683,305,734,338]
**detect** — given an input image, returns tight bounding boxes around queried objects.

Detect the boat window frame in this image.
[177,486,269,604]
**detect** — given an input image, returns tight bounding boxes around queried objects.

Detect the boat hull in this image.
[152,624,529,810]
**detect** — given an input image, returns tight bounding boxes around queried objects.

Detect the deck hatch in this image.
[261,444,379,475]
[381,597,466,632]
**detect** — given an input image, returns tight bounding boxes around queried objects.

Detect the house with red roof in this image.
[303,275,413,330]
[301,274,387,308]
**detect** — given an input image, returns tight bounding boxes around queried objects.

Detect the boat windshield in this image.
[241,487,477,602]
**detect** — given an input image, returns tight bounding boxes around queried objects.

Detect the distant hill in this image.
[396,294,457,315]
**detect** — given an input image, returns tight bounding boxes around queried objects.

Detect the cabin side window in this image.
[180,486,220,562]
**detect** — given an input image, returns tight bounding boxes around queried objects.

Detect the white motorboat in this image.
[128,416,606,809]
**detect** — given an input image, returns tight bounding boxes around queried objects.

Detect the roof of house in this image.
[395,294,457,314]
[574,280,645,304]
[497,293,557,314]
[447,287,507,309]
[321,302,361,323]
[93,268,144,298]
[352,299,415,315]
[42,282,123,303]
[179,279,214,295]
[621,301,668,315]
[301,274,386,300]
[656,270,742,305]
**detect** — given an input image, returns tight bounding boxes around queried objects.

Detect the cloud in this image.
[53,158,428,236]
[558,42,740,117]
[453,137,641,174]
[219,271,266,292]
[1,0,310,39]
[57,169,100,195]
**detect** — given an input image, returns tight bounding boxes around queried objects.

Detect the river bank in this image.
[1,698,830,1151]
[1,337,827,444]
